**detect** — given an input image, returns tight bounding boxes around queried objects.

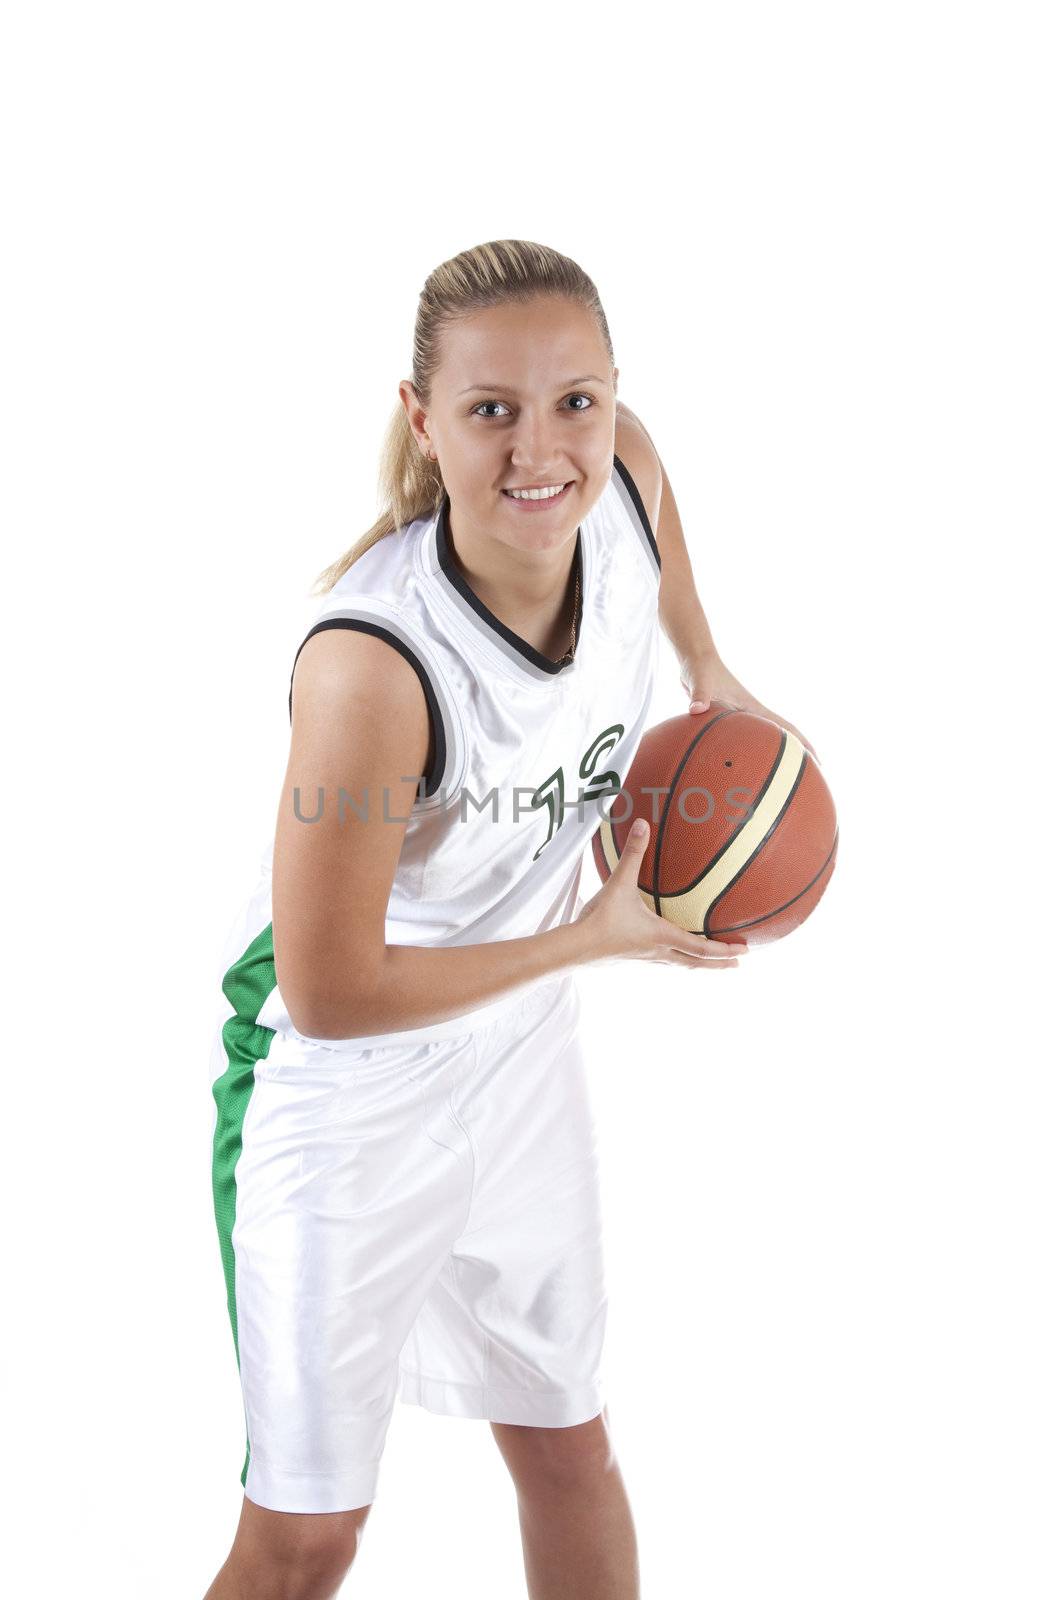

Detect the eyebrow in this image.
[457,375,608,396]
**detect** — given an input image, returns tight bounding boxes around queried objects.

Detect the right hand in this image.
[576,820,747,969]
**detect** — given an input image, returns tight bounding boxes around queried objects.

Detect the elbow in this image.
[282,998,346,1042]
[283,992,366,1043]
[280,962,387,1044]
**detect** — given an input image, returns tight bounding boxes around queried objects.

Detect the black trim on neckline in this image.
[435,496,584,676]
[612,452,662,570]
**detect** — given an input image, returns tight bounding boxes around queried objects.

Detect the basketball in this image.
[591,703,838,946]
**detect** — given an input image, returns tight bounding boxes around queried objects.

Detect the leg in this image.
[203,1494,372,1599]
[210,1028,474,1523]
[491,1407,640,1600]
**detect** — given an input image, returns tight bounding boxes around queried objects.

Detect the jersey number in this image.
[531,723,625,863]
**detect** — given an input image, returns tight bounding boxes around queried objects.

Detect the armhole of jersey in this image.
[611,451,662,587]
[287,611,465,810]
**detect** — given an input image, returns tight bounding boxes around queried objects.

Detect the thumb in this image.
[687,665,713,714]
[620,817,652,871]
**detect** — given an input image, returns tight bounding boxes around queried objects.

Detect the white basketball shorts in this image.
[209,971,608,1514]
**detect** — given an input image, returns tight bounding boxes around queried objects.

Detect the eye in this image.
[471,393,595,419]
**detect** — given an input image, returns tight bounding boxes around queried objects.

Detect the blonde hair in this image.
[311,239,615,595]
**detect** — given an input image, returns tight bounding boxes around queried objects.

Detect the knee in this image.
[492,1413,616,1498]
[226,1498,372,1598]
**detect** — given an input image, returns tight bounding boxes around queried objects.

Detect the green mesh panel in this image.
[211,919,276,1489]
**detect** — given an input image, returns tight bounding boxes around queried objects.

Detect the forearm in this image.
[659,561,716,666]
[293,918,595,1041]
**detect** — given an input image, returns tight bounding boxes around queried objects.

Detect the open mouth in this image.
[501,481,574,508]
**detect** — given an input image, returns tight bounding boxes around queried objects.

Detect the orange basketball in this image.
[591,703,838,946]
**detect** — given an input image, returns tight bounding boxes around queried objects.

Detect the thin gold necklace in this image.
[556,550,581,664]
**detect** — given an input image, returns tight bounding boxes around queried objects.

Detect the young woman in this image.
[205,239,810,1600]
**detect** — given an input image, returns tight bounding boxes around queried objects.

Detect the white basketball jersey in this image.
[214,455,662,1050]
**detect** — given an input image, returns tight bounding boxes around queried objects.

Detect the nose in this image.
[509,413,564,478]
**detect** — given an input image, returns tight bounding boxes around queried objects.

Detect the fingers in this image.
[615,823,749,970]
[661,932,747,968]
[679,933,746,958]
[659,948,739,968]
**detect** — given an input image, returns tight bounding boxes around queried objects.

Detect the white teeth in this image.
[506,483,567,500]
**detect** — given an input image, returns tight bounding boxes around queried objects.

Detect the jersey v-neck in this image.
[428,492,587,682]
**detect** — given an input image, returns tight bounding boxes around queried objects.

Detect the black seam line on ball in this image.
[672,722,790,903]
[288,617,446,793]
[703,742,808,935]
[700,824,839,936]
[652,708,737,916]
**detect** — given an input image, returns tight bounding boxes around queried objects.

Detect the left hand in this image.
[679,650,820,762]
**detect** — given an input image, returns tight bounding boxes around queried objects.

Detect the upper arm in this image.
[272,625,433,1037]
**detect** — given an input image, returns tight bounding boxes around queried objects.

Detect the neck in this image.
[445,501,578,621]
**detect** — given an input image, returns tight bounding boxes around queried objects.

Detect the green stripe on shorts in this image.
[211,919,276,1489]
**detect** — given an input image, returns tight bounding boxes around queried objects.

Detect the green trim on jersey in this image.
[211,919,277,1489]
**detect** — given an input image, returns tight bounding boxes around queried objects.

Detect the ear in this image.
[398,380,432,452]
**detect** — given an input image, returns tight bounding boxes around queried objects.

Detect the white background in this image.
[2,3,1036,1596]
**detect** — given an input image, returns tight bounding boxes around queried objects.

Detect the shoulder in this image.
[290,620,430,729]
[613,404,664,536]
[287,622,436,789]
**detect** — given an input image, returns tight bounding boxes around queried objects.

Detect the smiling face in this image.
[406,295,618,553]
